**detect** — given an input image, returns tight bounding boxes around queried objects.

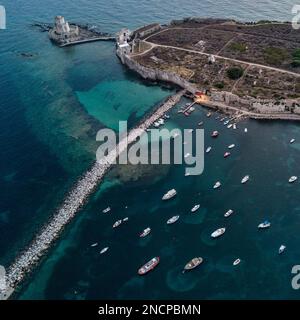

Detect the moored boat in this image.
[233,258,241,266]
[138,257,160,275]
[102,207,111,214]
[290,138,295,144]
[224,152,231,158]
[211,227,226,238]
[198,121,204,126]
[213,181,221,189]
[113,219,122,228]
[289,176,298,183]
[211,130,219,138]
[183,257,203,272]
[207,112,212,117]
[167,215,180,224]
[100,247,109,254]
[191,204,200,213]
[123,217,129,222]
[140,227,151,238]
[224,209,234,217]
[258,220,271,229]
[227,124,233,129]
[228,144,235,149]
[279,245,286,254]
[162,189,177,200]
[206,146,212,153]
[241,175,250,184]
[90,242,98,247]
[244,128,248,133]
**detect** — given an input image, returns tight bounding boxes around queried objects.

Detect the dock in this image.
[59,36,115,47]
[0,90,185,300]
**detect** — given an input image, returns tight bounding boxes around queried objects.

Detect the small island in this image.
[116,18,300,121]
[48,16,114,47]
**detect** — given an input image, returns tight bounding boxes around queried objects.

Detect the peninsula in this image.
[116,18,300,120]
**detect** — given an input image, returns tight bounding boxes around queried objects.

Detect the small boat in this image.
[227,124,233,129]
[100,247,109,254]
[198,121,204,126]
[113,219,122,228]
[213,181,221,189]
[189,107,195,112]
[220,117,225,122]
[211,227,226,238]
[138,257,160,275]
[279,245,286,254]
[289,176,298,183]
[258,220,271,229]
[233,124,237,130]
[184,153,191,158]
[228,144,235,149]
[91,242,98,247]
[244,128,248,133]
[224,152,231,158]
[206,146,212,153]
[211,130,219,138]
[162,189,177,200]
[224,120,229,125]
[183,257,203,272]
[123,217,129,222]
[140,227,151,238]
[207,112,212,117]
[233,258,241,266]
[224,209,234,217]
[191,204,200,213]
[241,175,250,184]
[167,215,180,225]
[102,207,111,214]
[290,138,295,144]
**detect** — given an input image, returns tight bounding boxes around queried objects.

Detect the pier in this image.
[0,90,185,300]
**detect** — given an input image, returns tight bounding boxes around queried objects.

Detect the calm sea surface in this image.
[0,0,300,299]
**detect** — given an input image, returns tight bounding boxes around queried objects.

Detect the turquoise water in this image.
[76,80,171,130]
[0,0,299,299]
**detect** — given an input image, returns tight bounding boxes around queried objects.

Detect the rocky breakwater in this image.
[0,90,184,300]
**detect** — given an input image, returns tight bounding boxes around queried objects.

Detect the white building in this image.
[116,28,132,56]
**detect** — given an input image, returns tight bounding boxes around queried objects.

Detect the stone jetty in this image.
[0,90,184,300]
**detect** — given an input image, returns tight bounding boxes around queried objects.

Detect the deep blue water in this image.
[0,0,300,299]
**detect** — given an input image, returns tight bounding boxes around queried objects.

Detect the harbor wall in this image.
[118,51,300,117]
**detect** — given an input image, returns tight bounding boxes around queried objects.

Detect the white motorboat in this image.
[233,258,241,266]
[213,181,221,189]
[241,175,250,184]
[91,242,98,247]
[233,124,237,130]
[227,124,233,129]
[162,189,177,200]
[244,128,248,133]
[279,245,286,254]
[289,176,298,183]
[140,227,151,238]
[211,227,226,238]
[100,247,109,254]
[258,220,271,229]
[290,138,295,144]
[102,207,111,214]
[206,146,212,153]
[167,215,180,224]
[191,204,200,213]
[224,209,234,217]
[113,219,122,228]
[123,217,129,222]
[228,144,235,149]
